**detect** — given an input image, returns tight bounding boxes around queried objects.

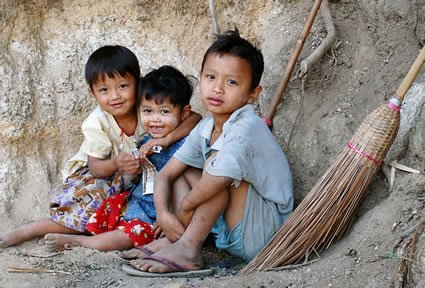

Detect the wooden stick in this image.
[7,266,72,275]
[396,45,425,102]
[265,0,323,121]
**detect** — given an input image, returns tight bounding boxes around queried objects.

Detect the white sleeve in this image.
[80,115,113,159]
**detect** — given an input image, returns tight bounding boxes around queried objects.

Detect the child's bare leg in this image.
[125,168,201,262]
[132,188,229,273]
[44,229,133,251]
[169,167,202,212]
[0,218,80,248]
[224,181,249,230]
[133,174,250,273]
[126,167,200,264]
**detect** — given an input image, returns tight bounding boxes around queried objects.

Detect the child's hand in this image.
[115,152,140,174]
[156,211,185,243]
[139,137,169,157]
[152,222,165,239]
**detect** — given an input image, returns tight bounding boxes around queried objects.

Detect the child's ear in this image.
[88,88,95,97]
[181,104,191,120]
[248,85,263,103]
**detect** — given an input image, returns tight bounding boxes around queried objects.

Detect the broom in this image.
[240,45,425,274]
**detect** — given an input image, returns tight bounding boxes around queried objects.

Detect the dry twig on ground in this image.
[393,217,425,287]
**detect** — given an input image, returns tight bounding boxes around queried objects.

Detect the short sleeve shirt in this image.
[174,104,293,214]
[63,106,145,179]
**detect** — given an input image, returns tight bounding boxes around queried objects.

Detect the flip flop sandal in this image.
[121,255,214,278]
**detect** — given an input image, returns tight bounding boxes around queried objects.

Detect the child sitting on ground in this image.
[0,46,200,249]
[43,65,195,252]
[128,29,294,274]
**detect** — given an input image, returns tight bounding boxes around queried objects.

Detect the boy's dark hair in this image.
[201,29,264,91]
[85,45,140,90]
[139,65,194,108]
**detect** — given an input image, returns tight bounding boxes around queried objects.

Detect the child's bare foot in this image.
[44,233,81,251]
[120,237,171,260]
[130,239,203,273]
[0,229,27,248]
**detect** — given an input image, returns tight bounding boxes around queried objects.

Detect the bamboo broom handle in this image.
[265,0,323,121]
[396,45,425,103]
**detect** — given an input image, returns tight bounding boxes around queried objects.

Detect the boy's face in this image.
[200,53,262,117]
[140,96,190,139]
[90,73,137,120]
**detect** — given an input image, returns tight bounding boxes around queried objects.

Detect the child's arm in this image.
[87,153,140,178]
[154,157,189,242]
[140,111,202,156]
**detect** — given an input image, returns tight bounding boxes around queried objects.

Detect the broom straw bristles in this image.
[239,101,400,274]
